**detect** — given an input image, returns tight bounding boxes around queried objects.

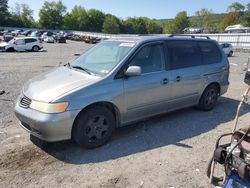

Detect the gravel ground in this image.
[0,41,250,188]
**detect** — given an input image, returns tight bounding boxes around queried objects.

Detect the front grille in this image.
[19,96,32,108]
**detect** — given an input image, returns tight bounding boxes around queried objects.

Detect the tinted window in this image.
[167,41,202,69]
[130,44,165,74]
[25,38,37,43]
[199,41,221,64]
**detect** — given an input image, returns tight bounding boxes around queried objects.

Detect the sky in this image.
[8,0,250,21]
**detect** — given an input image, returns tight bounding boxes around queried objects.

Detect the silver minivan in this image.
[15,35,229,148]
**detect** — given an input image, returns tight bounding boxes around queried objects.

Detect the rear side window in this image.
[199,41,222,65]
[25,38,37,43]
[166,41,202,70]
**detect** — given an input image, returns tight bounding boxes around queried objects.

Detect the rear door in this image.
[25,38,37,50]
[165,40,205,108]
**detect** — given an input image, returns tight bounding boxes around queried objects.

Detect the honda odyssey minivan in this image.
[15,35,229,148]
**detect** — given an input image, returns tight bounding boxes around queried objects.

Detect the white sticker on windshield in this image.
[101,70,109,74]
[120,43,135,47]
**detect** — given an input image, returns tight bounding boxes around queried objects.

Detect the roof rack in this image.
[168,34,211,39]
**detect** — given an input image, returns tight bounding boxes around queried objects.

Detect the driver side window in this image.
[130,44,165,74]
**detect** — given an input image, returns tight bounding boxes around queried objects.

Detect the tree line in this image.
[0,0,249,34]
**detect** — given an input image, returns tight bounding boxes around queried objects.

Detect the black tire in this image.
[73,106,115,149]
[6,48,15,52]
[198,85,219,111]
[228,51,233,57]
[32,45,39,52]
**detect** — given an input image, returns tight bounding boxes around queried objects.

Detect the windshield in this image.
[8,39,15,44]
[70,40,135,76]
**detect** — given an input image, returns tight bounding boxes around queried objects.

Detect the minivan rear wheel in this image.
[198,85,219,111]
[73,106,115,149]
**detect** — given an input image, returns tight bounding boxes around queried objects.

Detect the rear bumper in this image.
[14,102,80,142]
[220,83,229,95]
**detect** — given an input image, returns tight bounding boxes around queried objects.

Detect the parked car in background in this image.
[220,43,233,57]
[54,35,66,43]
[20,30,33,36]
[3,32,14,42]
[0,29,4,36]
[11,29,23,36]
[41,31,54,41]
[225,24,250,33]
[14,35,229,149]
[43,36,55,43]
[30,31,45,38]
[0,37,43,52]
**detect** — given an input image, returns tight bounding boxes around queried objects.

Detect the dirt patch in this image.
[0,144,56,170]
[100,175,129,188]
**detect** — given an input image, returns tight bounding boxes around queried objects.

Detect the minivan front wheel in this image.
[73,106,115,149]
[198,85,219,111]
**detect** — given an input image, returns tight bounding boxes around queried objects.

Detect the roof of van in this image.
[108,35,213,43]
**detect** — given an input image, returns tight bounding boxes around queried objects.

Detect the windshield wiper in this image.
[72,66,92,75]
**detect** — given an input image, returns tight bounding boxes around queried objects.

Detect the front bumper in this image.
[14,102,80,142]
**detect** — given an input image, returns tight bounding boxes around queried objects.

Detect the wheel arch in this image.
[199,82,221,102]
[71,101,121,138]
[206,82,221,94]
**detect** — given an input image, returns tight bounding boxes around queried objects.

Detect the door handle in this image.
[176,76,181,82]
[161,78,169,85]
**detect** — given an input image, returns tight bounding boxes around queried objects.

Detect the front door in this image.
[123,43,172,123]
[14,39,26,51]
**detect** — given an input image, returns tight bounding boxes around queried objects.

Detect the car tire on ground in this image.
[197,84,219,111]
[32,46,39,52]
[73,106,116,149]
[228,51,233,57]
[6,48,15,52]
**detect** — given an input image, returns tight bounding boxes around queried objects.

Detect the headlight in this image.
[30,101,69,113]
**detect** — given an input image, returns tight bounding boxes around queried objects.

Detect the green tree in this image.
[102,14,120,34]
[228,2,245,12]
[133,17,148,34]
[63,6,87,30]
[0,0,10,26]
[120,19,134,34]
[191,9,218,33]
[121,17,147,34]
[221,12,241,31]
[20,4,35,27]
[39,0,66,29]
[164,11,189,34]
[86,9,105,32]
[243,3,250,26]
[144,18,163,34]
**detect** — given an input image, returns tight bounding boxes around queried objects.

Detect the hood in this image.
[0,42,8,47]
[23,66,101,102]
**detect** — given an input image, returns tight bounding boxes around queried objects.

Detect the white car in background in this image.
[43,36,55,43]
[220,43,234,57]
[0,37,43,52]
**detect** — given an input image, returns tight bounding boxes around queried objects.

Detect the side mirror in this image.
[125,66,141,77]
